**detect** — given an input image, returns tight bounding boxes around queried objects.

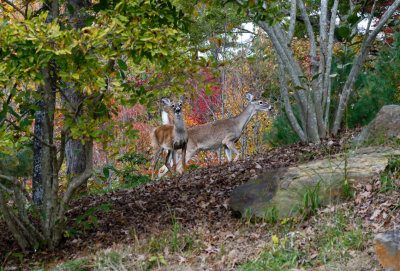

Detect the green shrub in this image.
[106,152,151,187]
[347,32,400,128]
[264,110,300,147]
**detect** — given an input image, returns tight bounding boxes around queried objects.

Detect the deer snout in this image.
[175,107,181,113]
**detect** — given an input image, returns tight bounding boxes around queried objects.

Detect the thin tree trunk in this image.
[32,93,44,205]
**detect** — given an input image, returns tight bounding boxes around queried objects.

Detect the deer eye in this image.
[259,101,263,105]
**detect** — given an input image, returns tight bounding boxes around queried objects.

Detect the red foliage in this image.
[187,69,222,125]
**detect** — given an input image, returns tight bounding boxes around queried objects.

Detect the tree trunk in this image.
[32,93,44,205]
[63,0,92,193]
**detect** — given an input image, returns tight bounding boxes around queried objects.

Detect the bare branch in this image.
[365,0,377,39]
[0,183,13,194]
[288,0,297,43]
[0,192,29,251]
[57,127,70,172]
[323,0,339,113]
[0,174,18,183]
[277,55,307,141]
[297,0,318,74]
[365,0,400,45]
[30,132,56,150]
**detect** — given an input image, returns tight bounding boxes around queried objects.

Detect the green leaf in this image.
[159,257,167,265]
[82,221,91,230]
[67,4,75,16]
[337,26,351,39]
[103,167,110,178]
[311,72,322,82]
[347,14,359,27]
[118,59,128,71]
[294,85,306,90]
[89,215,98,227]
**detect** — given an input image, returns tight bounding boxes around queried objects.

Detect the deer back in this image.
[187,118,241,150]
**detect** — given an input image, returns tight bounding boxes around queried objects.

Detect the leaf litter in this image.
[0,129,398,270]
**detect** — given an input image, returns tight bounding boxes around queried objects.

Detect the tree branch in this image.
[30,132,56,150]
[364,0,377,39]
[332,0,400,134]
[277,55,307,141]
[297,0,318,74]
[323,0,339,122]
[2,0,26,18]
[288,0,297,43]
[57,127,70,172]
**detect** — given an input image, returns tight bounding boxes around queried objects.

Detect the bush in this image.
[347,32,400,128]
[107,152,151,187]
[264,110,300,147]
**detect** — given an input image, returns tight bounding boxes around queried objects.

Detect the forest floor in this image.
[1,129,399,270]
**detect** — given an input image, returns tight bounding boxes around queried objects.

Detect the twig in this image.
[1,247,17,270]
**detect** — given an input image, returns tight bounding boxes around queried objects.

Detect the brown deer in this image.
[158,93,273,177]
[150,95,188,179]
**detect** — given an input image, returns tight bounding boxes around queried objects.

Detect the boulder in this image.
[230,147,400,218]
[353,105,400,147]
[374,232,400,271]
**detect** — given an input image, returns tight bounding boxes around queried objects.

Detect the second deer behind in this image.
[150,95,188,179]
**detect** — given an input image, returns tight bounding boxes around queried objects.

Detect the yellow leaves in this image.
[271,234,288,247]
[271,235,279,244]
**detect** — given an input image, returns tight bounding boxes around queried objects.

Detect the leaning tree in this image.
[0,0,192,251]
[233,0,400,142]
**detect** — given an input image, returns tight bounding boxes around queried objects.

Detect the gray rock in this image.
[230,147,400,218]
[374,232,400,271]
[353,105,400,147]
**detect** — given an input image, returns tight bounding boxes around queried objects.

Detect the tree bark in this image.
[63,0,92,193]
[32,93,44,205]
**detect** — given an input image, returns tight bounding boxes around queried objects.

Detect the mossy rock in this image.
[230,147,400,219]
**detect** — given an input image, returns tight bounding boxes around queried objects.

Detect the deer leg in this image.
[223,140,240,162]
[151,148,162,179]
[176,146,196,174]
[172,149,177,173]
[165,150,173,176]
[181,144,187,172]
[224,146,232,162]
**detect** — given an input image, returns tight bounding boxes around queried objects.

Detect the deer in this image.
[150,95,188,179]
[161,99,175,125]
[157,93,273,177]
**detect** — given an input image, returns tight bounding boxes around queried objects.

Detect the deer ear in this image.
[180,94,186,102]
[161,98,171,106]
[245,93,254,102]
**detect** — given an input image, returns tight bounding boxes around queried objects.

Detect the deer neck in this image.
[233,104,256,132]
[173,113,186,133]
